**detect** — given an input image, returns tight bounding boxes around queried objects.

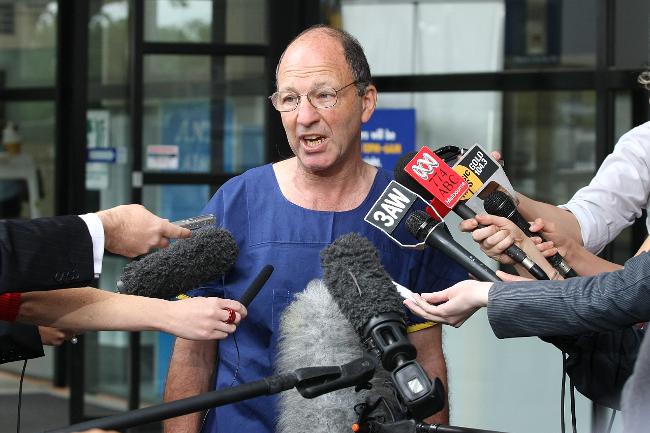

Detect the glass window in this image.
[503,90,596,204]
[144,0,267,44]
[0,0,57,87]
[144,0,212,43]
[143,55,266,174]
[615,0,650,68]
[0,102,56,218]
[88,0,129,86]
[377,91,502,152]
[342,0,596,74]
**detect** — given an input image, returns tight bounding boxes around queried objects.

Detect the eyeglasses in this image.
[269,81,360,112]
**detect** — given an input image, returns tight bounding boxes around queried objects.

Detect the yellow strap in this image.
[407,321,437,333]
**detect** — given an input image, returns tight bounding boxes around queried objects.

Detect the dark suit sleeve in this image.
[543,327,643,410]
[0,215,95,293]
[0,321,44,364]
[487,252,650,338]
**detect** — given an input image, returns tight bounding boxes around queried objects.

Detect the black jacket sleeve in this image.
[0,321,44,364]
[543,326,644,410]
[0,215,95,293]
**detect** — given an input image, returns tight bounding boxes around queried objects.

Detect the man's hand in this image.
[38,326,76,346]
[160,297,248,341]
[96,204,191,257]
[403,280,492,327]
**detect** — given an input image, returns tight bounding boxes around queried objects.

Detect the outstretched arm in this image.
[17,287,246,341]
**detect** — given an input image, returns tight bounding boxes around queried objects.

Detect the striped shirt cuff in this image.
[0,292,22,322]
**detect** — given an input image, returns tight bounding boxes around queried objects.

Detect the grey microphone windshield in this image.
[320,233,405,335]
[276,279,395,433]
[117,226,238,298]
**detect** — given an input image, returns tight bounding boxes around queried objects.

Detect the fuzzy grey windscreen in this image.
[118,226,238,298]
[320,232,405,335]
[276,279,394,433]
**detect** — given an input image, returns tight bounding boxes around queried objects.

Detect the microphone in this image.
[395,150,549,280]
[117,226,238,298]
[450,144,518,215]
[320,233,445,421]
[405,210,501,283]
[483,190,578,278]
[276,280,397,433]
[171,214,216,231]
[239,264,274,307]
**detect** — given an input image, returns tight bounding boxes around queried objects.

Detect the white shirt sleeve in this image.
[78,213,105,276]
[560,122,650,253]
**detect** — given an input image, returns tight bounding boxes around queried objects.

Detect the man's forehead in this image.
[277,35,349,85]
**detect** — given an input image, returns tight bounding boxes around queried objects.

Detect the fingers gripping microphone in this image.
[321,233,445,420]
[395,151,549,281]
[483,190,578,278]
[406,210,501,283]
[117,226,239,298]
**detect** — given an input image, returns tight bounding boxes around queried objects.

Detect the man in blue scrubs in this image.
[163,25,466,433]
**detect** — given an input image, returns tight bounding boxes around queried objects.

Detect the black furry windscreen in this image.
[118,226,238,299]
[320,233,405,335]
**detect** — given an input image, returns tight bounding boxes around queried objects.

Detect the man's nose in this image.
[296,96,320,125]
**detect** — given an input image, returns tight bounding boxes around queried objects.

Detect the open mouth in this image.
[303,136,326,148]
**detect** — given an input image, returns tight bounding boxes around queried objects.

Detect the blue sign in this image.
[87,147,117,163]
[160,100,211,173]
[361,108,416,171]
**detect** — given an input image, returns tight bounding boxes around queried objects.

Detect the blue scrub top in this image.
[189,164,466,433]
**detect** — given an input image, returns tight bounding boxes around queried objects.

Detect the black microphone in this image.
[320,233,445,421]
[117,226,238,298]
[483,190,578,278]
[239,265,274,307]
[405,210,501,283]
[394,152,549,280]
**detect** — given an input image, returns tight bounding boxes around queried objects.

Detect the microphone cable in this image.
[16,359,27,433]
[198,279,243,433]
[560,351,578,433]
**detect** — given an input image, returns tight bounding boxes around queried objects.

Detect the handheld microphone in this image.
[483,190,578,278]
[451,144,518,215]
[321,233,445,421]
[239,265,274,307]
[395,150,549,280]
[117,226,238,298]
[171,214,216,231]
[405,210,501,283]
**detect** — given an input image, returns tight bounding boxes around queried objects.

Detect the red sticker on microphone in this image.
[404,146,469,209]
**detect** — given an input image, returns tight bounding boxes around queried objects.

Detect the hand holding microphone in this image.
[458,214,558,280]
[483,190,578,278]
[96,204,193,258]
[160,296,247,340]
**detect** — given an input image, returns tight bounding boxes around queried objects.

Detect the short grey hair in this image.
[275,25,372,96]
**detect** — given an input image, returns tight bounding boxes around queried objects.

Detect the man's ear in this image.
[361,84,378,123]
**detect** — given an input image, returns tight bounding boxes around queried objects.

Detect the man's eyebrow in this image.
[278,80,333,93]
